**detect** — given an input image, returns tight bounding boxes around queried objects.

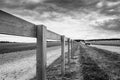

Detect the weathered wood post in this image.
[61,35,65,76]
[68,38,71,65]
[73,41,76,52]
[71,40,73,59]
[36,25,47,80]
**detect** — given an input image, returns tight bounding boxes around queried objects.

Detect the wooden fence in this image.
[0,10,78,80]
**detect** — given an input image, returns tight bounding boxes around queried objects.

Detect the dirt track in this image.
[80,44,120,80]
[45,44,120,80]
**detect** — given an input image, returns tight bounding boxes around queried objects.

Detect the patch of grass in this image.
[91,47,120,61]
[0,41,62,54]
[0,43,36,54]
[80,46,109,80]
[88,46,120,80]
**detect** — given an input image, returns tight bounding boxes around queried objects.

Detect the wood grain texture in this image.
[0,10,36,37]
[68,38,71,66]
[36,25,47,80]
[61,35,65,75]
[47,30,61,40]
[0,10,62,40]
[71,40,73,58]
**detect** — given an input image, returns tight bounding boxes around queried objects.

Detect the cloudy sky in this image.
[0,0,120,42]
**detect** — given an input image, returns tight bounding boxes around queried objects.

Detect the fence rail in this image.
[0,10,78,80]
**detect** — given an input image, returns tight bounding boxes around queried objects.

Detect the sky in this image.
[0,0,120,42]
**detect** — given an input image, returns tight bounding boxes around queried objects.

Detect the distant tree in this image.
[0,41,10,43]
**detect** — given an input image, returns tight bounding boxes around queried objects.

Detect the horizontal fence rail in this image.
[0,10,36,37]
[0,10,78,80]
[47,30,61,40]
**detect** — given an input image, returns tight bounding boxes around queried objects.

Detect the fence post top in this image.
[36,24,47,28]
[61,35,65,37]
[68,38,70,41]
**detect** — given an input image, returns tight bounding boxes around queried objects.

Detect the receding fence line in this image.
[0,10,78,80]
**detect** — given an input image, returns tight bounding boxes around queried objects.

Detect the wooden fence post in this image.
[68,38,71,65]
[71,40,73,59]
[61,35,65,76]
[36,25,47,80]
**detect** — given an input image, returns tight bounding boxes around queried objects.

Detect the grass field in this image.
[0,41,61,54]
[1,40,120,80]
[80,45,109,80]
[82,44,120,80]
[90,45,120,53]
[0,45,68,80]
[87,40,120,46]
[91,47,120,80]
[0,41,67,80]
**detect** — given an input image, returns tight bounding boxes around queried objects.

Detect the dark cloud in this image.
[97,0,120,16]
[0,0,98,21]
[107,0,120,2]
[0,0,100,11]
[0,0,43,9]
[44,0,101,12]
[92,0,120,33]
[94,19,120,32]
[1,0,120,16]
[44,0,84,10]
[1,0,120,22]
